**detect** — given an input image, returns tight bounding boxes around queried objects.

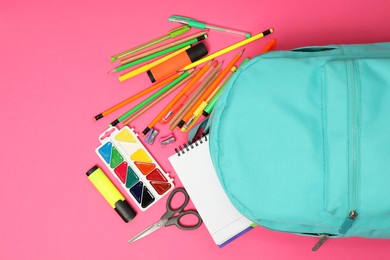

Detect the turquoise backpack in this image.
[208,42,390,250]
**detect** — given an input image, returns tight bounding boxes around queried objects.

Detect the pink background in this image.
[1,0,390,259]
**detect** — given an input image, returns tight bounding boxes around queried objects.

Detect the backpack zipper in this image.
[339,60,360,235]
[312,234,330,251]
[313,60,360,250]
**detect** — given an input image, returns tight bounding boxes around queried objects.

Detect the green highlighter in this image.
[169,15,251,38]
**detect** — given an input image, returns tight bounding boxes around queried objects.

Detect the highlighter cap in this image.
[186,42,208,62]
[114,200,137,222]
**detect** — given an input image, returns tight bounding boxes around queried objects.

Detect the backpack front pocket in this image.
[323,58,390,232]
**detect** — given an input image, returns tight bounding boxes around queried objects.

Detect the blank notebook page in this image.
[168,136,253,246]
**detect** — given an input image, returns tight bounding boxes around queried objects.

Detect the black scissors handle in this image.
[161,188,202,230]
[166,187,190,213]
[165,210,202,230]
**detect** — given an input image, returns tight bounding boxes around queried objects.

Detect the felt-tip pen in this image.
[86,165,136,223]
[169,15,251,38]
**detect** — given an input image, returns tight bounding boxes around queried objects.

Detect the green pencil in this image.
[110,25,190,62]
[109,35,207,73]
[110,70,192,126]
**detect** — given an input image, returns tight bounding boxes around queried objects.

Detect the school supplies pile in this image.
[95,15,273,143]
[207,42,390,250]
[86,14,275,246]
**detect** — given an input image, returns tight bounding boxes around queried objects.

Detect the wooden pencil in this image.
[121,70,198,125]
[119,30,208,65]
[169,65,221,130]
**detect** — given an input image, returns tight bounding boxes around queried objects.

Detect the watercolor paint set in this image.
[96,126,174,211]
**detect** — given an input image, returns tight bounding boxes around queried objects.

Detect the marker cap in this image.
[186,42,208,62]
[147,43,208,83]
[114,200,137,223]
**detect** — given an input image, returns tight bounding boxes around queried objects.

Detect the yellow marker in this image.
[119,46,191,82]
[182,28,273,71]
[86,166,136,222]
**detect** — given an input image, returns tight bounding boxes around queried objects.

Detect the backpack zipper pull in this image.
[312,234,329,251]
[339,210,358,234]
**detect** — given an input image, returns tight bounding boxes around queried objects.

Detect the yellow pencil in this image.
[182,28,273,71]
[118,46,191,82]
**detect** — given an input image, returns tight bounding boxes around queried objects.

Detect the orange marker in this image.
[141,62,212,135]
[177,50,244,128]
[94,73,181,121]
[146,43,208,83]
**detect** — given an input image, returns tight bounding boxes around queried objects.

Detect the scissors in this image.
[128,188,202,243]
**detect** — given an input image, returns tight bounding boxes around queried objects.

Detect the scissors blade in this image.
[128,219,168,243]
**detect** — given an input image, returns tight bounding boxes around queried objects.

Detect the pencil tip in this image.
[108,69,115,74]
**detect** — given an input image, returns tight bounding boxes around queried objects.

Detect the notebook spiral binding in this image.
[174,134,208,156]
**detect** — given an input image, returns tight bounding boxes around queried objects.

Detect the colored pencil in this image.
[121,70,197,126]
[181,66,237,131]
[160,60,219,124]
[181,28,273,71]
[262,38,277,53]
[169,65,221,130]
[119,30,208,65]
[178,50,244,128]
[109,35,207,73]
[94,73,180,121]
[118,46,190,82]
[110,25,190,62]
[141,61,212,135]
[202,39,277,116]
[111,70,193,126]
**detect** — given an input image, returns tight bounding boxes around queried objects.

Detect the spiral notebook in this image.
[168,135,254,247]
